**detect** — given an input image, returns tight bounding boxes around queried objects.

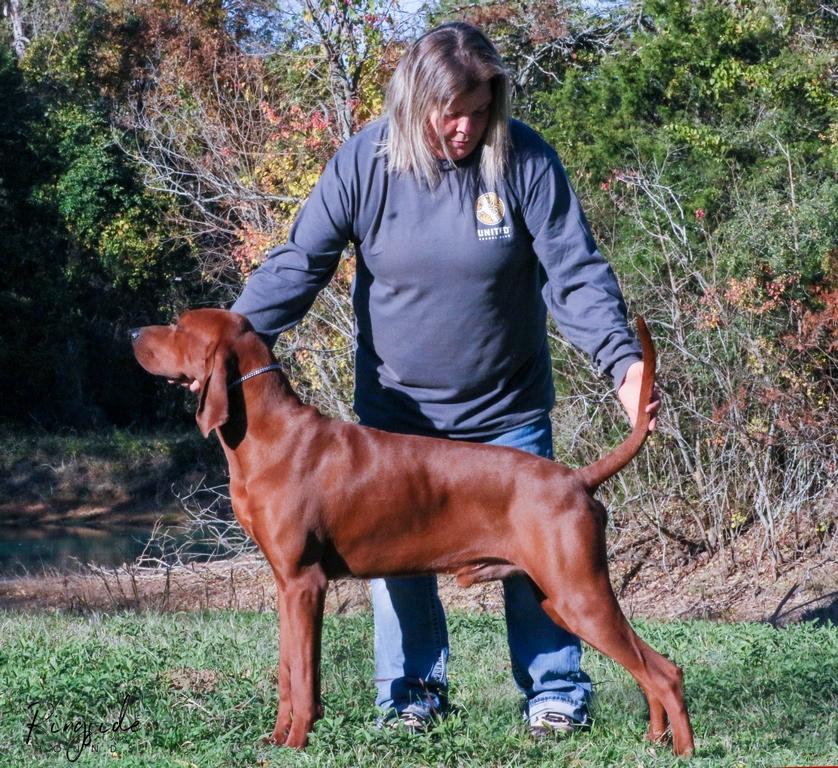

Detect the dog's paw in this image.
[261,728,288,746]
[282,728,310,749]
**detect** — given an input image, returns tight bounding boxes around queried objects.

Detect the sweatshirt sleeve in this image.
[230,153,353,344]
[521,151,641,390]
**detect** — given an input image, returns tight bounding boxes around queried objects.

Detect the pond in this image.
[0,516,244,576]
[0,525,157,576]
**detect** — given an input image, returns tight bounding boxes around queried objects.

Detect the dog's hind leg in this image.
[530,580,669,742]
[525,504,694,756]
[537,572,694,755]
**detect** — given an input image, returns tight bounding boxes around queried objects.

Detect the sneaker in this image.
[527,710,583,738]
[391,707,434,732]
[376,693,444,733]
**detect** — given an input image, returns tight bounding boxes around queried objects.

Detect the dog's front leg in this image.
[282,567,327,749]
[263,589,293,745]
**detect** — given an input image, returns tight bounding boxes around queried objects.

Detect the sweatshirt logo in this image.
[475,192,505,225]
[475,192,511,241]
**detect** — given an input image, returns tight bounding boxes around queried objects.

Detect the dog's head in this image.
[131,309,258,437]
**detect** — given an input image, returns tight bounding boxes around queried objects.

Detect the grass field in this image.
[0,610,835,767]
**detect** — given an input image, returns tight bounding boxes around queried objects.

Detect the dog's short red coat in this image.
[132,309,694,755]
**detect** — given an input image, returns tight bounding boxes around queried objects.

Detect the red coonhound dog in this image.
[131,308,694,755]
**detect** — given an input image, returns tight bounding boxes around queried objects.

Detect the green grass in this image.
[0,610,835,767]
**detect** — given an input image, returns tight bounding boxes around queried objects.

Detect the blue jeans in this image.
[370,415,592,722]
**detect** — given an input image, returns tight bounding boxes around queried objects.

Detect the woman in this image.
[232,21,657,736]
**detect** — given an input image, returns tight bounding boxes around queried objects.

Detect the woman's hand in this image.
[617,361,660,430]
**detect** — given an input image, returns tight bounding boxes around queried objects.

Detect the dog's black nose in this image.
[130,328,142,342]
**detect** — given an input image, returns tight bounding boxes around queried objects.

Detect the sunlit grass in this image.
[1,610,835,767]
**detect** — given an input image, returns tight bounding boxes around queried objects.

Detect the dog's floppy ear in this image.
[196,342,230,438]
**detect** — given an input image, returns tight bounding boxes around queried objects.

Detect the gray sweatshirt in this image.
[232,118,640,438]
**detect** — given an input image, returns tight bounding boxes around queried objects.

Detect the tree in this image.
[524,0,837,564]
[0,0,197,426]
[2,0,29,58]
[116,0,417,416]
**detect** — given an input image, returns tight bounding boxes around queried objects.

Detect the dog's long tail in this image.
[576,316,656,492]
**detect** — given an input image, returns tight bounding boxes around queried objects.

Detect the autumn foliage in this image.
[1,0,835,567]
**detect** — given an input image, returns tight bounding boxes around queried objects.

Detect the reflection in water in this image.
[0,526,154,575]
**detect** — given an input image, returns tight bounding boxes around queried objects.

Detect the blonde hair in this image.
[383,22,510,189]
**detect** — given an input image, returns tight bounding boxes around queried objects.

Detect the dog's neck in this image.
[215,335,310,459]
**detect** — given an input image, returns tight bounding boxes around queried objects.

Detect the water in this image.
[0,525,155,575]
